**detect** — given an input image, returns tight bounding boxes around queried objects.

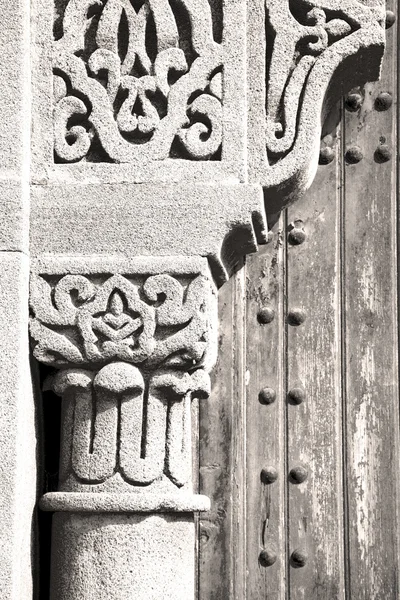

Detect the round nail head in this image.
[375,92,393,111]
[385,10,396,28]
[345,93,362,112]
[258,307,275,324]
[291,549,308,568]
[287,309,306,326]
[261,467,279,484]
[290,466,308,484]
[319,146,334,165]
[288,388,306,405]
[259,387,276,405]
[374,144,391,163]
[345,146,363,164]
[288,227,307,245]
[259,548,277,567]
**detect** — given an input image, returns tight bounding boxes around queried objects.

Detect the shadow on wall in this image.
[34,360,61,600]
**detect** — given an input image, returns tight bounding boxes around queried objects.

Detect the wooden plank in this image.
[286,128,345,599]
[198,265,247,600]
[342,0,400,595]
[245,216,287,600]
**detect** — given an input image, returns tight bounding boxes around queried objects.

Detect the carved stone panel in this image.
[31,0,246,184]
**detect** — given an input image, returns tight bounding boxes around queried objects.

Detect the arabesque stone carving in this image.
[30,271,215,368]
[53,0,223,162]
[25,0,386,598]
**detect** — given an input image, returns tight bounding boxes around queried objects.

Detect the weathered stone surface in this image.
[50,513,195,600]
[0,253,36,600]
[0,0,30,176]
[0,4,33,595]
[31,0,246,184]
[30,184,267,285]
[41,491,210,513]
[0,181,29,253]
[248,0,385,211]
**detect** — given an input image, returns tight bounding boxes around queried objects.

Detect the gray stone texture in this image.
[0,0,30,175]
[0,0,34,597]
[0,181,29,254]
[0,254,36,600]
[0,0,387,597]
[50,513,195,600]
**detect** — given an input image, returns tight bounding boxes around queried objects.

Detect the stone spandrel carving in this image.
[265,0,382,159]
[53,0,223,163]
[30,257,216,512]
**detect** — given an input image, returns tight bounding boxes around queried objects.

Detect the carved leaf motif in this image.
[53,0,223,162]
[265,0,376,159]
[30,272,215,369]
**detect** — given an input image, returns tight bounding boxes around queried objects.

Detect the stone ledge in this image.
[30,183,267,285]
[40,492,211,513]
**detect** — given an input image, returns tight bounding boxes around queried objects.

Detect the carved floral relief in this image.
[30,259,217,503]
[30,272,216,369]
[53,0,223,163]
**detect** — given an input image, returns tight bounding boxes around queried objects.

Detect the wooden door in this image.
[198,3,400,598]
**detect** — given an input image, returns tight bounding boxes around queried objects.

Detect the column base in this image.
[41,492,210,513]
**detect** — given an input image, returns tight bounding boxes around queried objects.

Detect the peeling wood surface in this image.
[198,3,400,597]
[286,129,345,600]
[343,0,400,595]
[198,263,247,600]
[245,222,286,600]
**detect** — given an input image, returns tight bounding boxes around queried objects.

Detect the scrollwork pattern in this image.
[53,0,223,162]
[30,272,215,369]
[265,0,384,159]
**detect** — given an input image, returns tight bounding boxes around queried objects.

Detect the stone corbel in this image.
[248,0,386,209]
[27,0,386,598]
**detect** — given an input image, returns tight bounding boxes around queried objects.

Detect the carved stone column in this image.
[30,257,216,599]
[26,0,385,598]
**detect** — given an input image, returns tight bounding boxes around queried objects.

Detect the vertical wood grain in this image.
[285,129,345,600]
[199,4,400,598]
[245,217,287,600]
[198,265,247,600]
[342,0,400,596]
